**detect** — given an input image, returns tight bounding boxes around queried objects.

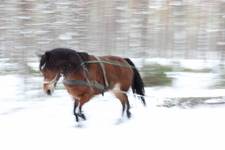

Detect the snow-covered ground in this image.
[1,58,225,150]
[1,88,225,150]
[1,78,225,150]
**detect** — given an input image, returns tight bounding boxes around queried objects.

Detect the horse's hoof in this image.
[75,115,79,122]
[77,113,86,121]
[127,111,131,119]
[80,114,86,120]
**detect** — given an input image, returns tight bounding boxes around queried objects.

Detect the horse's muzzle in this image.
[43,83,55,96]
[46,89,52,95]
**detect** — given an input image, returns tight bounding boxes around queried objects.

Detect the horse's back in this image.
[99,55,134,91]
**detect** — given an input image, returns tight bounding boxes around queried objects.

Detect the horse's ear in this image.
[39,51,51,70]
[45,51,51,61]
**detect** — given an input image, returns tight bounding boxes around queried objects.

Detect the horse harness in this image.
[63,56,118,94]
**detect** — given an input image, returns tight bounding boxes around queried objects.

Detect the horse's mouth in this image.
[43,82,56,96]
[44,86,54,96]
[46,89,52,95]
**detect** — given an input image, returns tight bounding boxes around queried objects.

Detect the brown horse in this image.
[39,48,145,122]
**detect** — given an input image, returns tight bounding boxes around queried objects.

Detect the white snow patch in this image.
[167,72,217,89]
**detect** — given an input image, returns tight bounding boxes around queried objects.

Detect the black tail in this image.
[125,58,146,106]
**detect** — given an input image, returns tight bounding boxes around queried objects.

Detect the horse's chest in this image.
[64,85,85,99]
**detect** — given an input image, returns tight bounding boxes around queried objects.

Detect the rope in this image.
[76,53,94,92]
[94,56,109,88]
[43,73,60,85]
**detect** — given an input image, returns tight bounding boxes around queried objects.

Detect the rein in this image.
[43,73,61,85]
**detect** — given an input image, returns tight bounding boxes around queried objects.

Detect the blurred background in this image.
[0,0,225,112]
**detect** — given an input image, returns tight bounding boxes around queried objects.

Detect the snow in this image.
[1,58,225,150]
[1,96,225,150]
[1,84,225,150]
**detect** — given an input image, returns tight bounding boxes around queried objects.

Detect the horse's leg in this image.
[78,103,86,120]
[126,98,131,118]
[73,100,80,122]
[77,94,93,121]
[114,92,131,118]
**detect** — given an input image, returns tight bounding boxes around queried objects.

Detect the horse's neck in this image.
[63,55,97,81]
[63,69,85,80]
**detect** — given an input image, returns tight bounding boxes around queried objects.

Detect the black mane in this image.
[39,48,89,72]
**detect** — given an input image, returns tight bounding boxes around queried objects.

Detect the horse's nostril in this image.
[46,89,51,95]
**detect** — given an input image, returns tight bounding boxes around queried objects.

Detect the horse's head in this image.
[39,48,89,95]
[39,51,61,95]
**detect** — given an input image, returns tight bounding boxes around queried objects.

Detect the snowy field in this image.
[1,58,225,150]
[0,89,225,150]
[1,81,225,150]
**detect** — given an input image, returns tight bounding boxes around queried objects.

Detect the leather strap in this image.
[94,56,109,88]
